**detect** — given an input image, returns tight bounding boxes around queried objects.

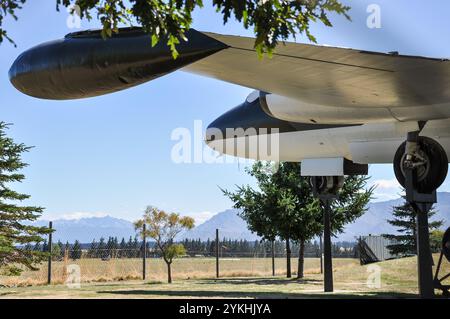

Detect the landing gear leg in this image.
[311,176,344,293]
[394,130,448,298]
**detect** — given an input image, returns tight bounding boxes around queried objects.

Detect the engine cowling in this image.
[9,28,227,100]
[205,91,354,160]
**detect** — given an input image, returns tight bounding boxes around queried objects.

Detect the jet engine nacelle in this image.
[9,28,227,100]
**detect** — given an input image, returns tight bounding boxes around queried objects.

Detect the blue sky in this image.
[2,0,450,224]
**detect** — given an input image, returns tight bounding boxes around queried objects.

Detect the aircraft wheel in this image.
[394,136,448,193]
[310,176,344,194]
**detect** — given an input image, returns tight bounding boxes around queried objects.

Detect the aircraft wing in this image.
[185,32,450,108]
[9,28,450,108]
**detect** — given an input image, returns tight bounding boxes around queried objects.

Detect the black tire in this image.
[394,136,448,193]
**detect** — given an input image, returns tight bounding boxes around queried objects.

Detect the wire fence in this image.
[0,224,358,287]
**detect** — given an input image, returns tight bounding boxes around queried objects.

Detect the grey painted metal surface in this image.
[360,235,397,263]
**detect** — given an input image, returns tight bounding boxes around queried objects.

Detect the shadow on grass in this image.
[196,277,322,286]
[97,288,418,299]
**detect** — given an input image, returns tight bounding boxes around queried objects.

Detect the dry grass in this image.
[1,257,353,286]
[0,254,448,299]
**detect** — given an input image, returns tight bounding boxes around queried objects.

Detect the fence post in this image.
[143,224,146,280]
[271,240,275,276]
[323,198,334,292]
[47,221,53,285]
[319,235,323,274]
[216,229,219,278]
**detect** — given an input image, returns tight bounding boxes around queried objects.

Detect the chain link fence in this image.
[0,226,358,287]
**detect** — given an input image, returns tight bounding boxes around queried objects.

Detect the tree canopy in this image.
[223,161,373,277]
[1,1,350,57]
[224,161,372,243]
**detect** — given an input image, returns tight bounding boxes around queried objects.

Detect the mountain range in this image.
[33,193,450,243]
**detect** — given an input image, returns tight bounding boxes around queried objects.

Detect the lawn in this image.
[0,254,448,298]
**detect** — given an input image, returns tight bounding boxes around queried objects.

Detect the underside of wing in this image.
[185,32,450,109]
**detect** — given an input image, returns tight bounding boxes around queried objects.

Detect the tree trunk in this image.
[297,239,305,279]
[271,240,275,276]
[167,262,172,283]
[286,238,291,278]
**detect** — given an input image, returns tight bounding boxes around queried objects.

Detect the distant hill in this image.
[180,209,259,241]
[338,192,450,241]
[33,216,136,243]
[33,193,450,243]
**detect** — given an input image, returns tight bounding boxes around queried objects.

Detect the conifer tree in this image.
[71,240,82,260]
[0,122,51,275]
[64,241,70,258]
[98,237,106,259]
[119,237,127,258]
[57,240,64,260]
[88,239,98,258]
[384,193,443,256]
[51,241,61,261]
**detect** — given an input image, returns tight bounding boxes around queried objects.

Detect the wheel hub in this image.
[400,148,430,182]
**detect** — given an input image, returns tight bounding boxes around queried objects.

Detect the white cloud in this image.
[372,179,401,190]
[369,178,402,202]
[42,211,109,221]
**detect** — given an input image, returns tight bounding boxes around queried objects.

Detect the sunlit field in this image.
[0,257,358,286]
[0,255,448,298]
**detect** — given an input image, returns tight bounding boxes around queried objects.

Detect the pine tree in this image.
[64,241,71,258]
[106,237,113,258]
[119,238,126,258]
[126,236,133,258]
[51,241,61,261]
[57,240,64,259]
[0,123,51,275]
[42,239,48,253]
[98,237,106,259]
[71,240,82,260]
[112,237,118,258]
[384,193,443,256]
[87,239,98,258]
[133,237,139,258]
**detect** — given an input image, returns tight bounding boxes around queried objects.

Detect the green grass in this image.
[0,254,448,298]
